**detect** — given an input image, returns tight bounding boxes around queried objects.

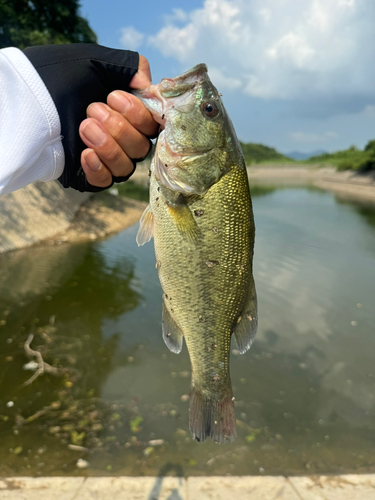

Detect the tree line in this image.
[0,0,97,49]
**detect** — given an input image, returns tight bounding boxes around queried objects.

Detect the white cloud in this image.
[164,8,189,23]
[148,0,375,108]
[120,26,144,51]
[290,131,339,143]
[207,67,242,90]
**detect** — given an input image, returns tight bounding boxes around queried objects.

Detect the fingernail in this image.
[88,103,109,122]
[81,120,106,146]
[109,91,131,113]
[85,151,102,171]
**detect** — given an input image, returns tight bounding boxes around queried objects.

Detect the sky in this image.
[80,0,375,154]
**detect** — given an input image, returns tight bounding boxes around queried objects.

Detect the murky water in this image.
[0,184,375,477]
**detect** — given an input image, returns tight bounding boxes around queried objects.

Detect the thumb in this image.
[129,55,152,90]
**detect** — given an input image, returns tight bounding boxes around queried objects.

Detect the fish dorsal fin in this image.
[233,279,258,354]
[162,300,184,354]
[167,202,199,242]
[136,205,154,247]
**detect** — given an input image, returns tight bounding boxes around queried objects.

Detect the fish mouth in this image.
[160,64,207,88]
[133,63,209,126]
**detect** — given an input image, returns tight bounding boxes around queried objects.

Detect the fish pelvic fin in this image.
[189,387,236,444]
[136,205,154,247]
[162,300,184,354]
[233,278,258,354]
[167,201,199,243]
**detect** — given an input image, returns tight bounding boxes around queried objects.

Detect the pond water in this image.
[0,184,375,477]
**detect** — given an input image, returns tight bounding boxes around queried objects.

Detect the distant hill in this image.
[240,142,292,164]
[286,150,327,161]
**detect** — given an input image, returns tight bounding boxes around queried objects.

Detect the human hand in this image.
[24,45,157,192]
[79,56,158,188]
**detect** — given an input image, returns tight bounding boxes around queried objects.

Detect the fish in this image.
[134,64,257,443]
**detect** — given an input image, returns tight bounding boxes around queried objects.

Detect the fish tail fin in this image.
[189,387,236,444]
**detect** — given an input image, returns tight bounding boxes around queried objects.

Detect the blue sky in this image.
[80,0,375,155]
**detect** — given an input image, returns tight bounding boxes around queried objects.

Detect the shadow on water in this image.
[334,195,375,229]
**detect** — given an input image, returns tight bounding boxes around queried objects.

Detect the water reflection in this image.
[0,185,374,477]
[0,242,141,475]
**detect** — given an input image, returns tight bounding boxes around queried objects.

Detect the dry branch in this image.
[23,333,67,386]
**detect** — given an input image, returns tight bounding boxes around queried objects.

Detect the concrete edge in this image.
[1,475,375,499]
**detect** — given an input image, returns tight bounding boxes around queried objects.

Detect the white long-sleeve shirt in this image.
[0,47,64,195]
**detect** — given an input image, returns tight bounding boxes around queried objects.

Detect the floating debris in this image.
[148,439,164,446]
[76,458,89,469]
[23,361,39,371]
[68,444,89,452]
[130,416,143,433]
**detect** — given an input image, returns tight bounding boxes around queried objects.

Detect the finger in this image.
[81,148,112,188]
[129,55,152,89]
[107,91,158,137]
[79,118,134,178]
[87,102,152,159]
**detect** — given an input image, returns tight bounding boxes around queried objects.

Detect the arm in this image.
[0,44,157,195]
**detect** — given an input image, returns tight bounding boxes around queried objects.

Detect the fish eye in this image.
[201,101,219,118]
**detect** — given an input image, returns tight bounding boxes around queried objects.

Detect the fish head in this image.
[134,64,240,196]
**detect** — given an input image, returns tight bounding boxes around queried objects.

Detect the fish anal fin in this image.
[162,300,184,354]
[136,205,154,247]
[233,280,258,354]
[167,202,199,242]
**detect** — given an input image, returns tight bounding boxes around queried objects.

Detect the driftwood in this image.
[23,333,67,386]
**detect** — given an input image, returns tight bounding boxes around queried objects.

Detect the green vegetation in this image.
[308,140,375,171]
[116,180,149,202]
[0,0,97,49]
[240,142,292,165]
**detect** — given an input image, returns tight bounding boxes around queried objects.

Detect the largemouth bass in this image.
[135,64,257,443]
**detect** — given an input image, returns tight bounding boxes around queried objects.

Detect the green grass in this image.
[116,181,149,202]
[240,142,292,165]
[307,140,375,171]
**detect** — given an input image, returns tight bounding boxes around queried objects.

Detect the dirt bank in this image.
[7,164,373,253]
[247,165,375,203]
[47,191,147,246]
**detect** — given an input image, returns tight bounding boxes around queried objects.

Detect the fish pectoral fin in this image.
[162,300,184,354]
[233,279,258,354]
[167,202,199,242]
[136,205,154,247]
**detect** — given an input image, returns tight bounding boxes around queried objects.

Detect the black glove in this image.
[24,43,144,192]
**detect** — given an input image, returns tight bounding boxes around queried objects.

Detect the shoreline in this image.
[1,474,374,499]
[247,165,375,203]
[24,165,375,250]
[45,192,147,247]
